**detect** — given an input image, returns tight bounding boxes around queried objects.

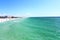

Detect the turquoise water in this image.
[0,17,60,40]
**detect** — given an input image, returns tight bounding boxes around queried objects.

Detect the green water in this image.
[0,17,60,40]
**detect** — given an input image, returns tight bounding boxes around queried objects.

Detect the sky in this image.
[0,0,60,17]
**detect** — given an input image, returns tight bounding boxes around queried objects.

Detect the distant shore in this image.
[0,16,21,18]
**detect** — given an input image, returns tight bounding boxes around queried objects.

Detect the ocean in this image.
[0,17,60,40]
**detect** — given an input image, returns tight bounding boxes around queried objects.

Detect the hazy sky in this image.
[0,0,60,17]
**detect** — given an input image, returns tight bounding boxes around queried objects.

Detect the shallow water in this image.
[0,17,60,40]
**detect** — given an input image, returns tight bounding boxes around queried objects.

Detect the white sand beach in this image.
[0,18,16,22]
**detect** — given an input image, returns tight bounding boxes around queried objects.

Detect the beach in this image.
[0,18,16,22]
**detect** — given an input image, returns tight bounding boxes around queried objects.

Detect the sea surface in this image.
[0,17,60,40]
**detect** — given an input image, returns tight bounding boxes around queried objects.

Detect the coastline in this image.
[0,18,17,22]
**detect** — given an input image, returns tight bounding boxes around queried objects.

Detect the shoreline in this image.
[0,18,17,22]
